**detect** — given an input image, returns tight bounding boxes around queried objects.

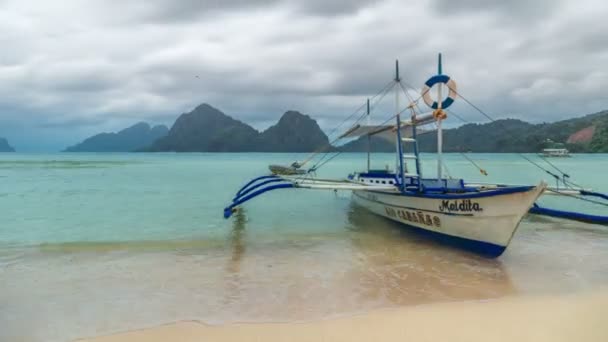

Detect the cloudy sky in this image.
[1,0,607,151]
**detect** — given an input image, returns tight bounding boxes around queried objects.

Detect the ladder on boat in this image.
[400,136,422,191]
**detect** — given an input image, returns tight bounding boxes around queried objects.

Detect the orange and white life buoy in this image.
[422,75,457,110]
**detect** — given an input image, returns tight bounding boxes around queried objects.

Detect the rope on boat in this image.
[305,81,397,174]
[443,109,487,176]
[460,153,488,176]
[545,189,608,208]
[297,80,396,168]
[309,78,433,175]
[399,81,487,177]
[398,82,425,115]
[445,85,578,185]
[442,94,608,219]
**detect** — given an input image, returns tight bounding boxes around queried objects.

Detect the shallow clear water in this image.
[1,152,607,341]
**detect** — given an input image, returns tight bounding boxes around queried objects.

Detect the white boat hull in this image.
[352,183,546,257]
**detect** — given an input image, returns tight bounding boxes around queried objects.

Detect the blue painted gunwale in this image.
[357,172,399,179]
[366,184,536,200]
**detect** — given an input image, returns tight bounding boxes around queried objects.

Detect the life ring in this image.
[422,74,457,110]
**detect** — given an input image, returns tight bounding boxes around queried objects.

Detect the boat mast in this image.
[395,60,405,192]
[366,98,371,172]
[436,53,443,181]
[411,100,422,190]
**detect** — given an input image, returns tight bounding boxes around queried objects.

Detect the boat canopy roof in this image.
[339,112,436,140]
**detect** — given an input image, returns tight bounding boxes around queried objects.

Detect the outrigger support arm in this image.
[530,204,608,225]
[224,175,399,219]
[235,175,281,198]
[580,190,608,201]
[224,182,295,219]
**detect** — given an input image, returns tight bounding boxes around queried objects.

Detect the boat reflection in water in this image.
[216,202,516,318]
[342,202,516,306]
[223,208,248,305]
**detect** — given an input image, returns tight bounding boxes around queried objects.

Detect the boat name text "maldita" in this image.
[384,207,441,227]
[438,199,483,213]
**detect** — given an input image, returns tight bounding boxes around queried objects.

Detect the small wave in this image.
[0,160,136,169]
[35,239,223,253]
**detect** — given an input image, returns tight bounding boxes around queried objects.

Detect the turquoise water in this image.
[1,152,605,245]
[1,153,607,341]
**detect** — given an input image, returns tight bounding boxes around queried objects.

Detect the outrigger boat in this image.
[268,162,306,175]
[224,55,608,257]
[541,148,570,158]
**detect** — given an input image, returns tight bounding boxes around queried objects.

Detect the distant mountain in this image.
[254,111,330,152]
[0,137,15,152]
[137,103,608,153]
[340,111,608,153]
[64,122,168,152]
[143,104,331,152]
[144,103,259,152]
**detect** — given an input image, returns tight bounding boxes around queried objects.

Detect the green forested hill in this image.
[589,117,608,153]
[341,110,608,153]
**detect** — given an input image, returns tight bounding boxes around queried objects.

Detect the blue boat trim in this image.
[424,74,450,87]
[353,191,473,216]
[235,175,280,198]
[407,222,507,257]
[529,204,608,225]
[233,178,286,200]
[225,183,295,219]
[580,190,608,201]
[357,172,400,179]
[368,185,535,199]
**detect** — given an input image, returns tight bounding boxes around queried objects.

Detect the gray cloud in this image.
[0,0,607,151]
[94,0,380,24]
[430,0,562,21]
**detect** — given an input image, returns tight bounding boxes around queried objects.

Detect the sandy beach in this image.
[80,289,608,342]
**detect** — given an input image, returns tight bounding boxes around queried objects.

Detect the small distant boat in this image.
[224,54,608,257]
[269,162,306,175]
[541,148,570,157]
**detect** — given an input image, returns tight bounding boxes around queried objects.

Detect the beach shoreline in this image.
[79,289,608,342]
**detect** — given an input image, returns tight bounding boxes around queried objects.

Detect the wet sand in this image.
[80,289,608,342]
